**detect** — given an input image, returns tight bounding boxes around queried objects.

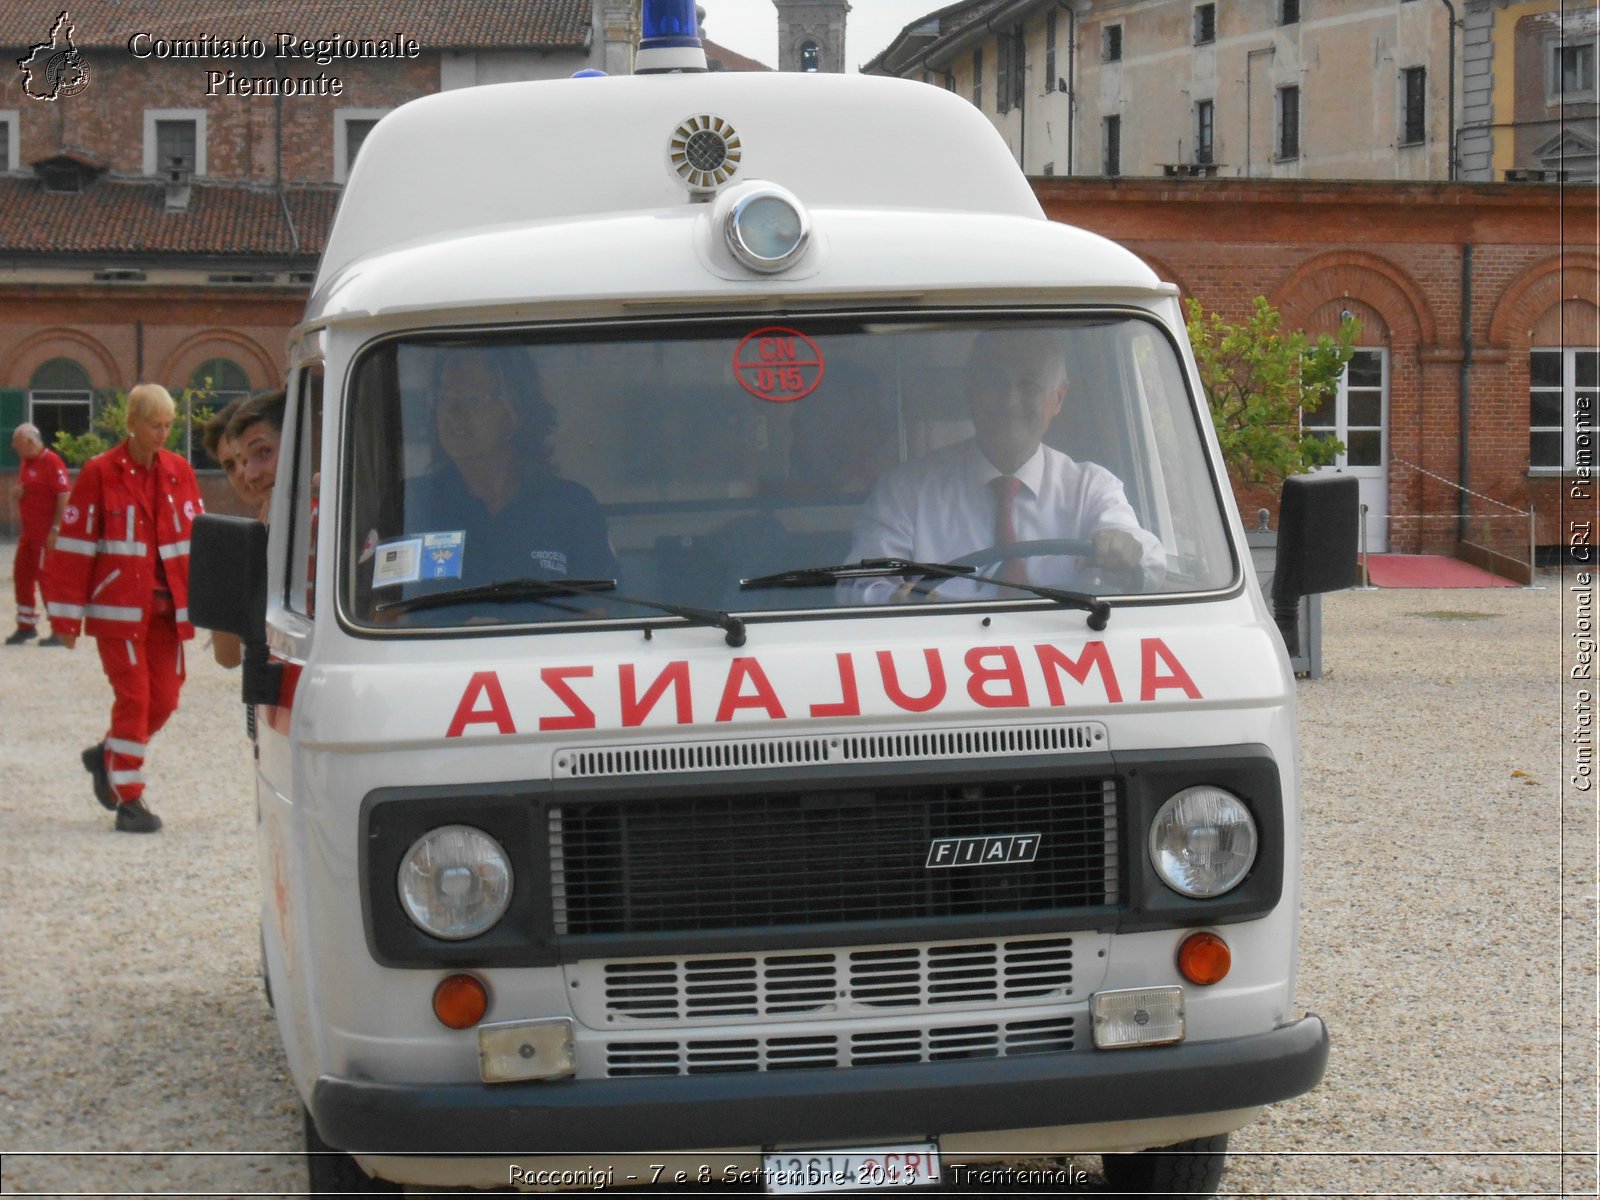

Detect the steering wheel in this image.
[908,538,1097,599]
[945,538,1095,569]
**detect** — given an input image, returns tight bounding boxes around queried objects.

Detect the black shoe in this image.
[5,627,37,645]
[38,634,65,647]
[114,799,162,834]
[81,743,118,812]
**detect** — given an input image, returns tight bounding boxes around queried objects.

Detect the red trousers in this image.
[95,614,186,802]
[13,525,49,630]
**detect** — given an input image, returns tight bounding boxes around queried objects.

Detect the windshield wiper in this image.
[740,558,979,588]
[376,577,618,616]
[376,575,747,646]
[742,558,1111,631]
[604,591,747,647]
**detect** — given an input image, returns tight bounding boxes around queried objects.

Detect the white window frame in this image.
[28,389,93,441]
[334,108,389,183]
[143,108,206,177]
[1302,348,1389,468]
[1548,36,1598,104]
[1530,347,1599,474]
[0,110,18,173]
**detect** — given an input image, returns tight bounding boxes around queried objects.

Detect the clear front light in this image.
[398,825,513,940]
[1092,986,1185,1049]
[1148,786,1258,898]
[725,187,810,272]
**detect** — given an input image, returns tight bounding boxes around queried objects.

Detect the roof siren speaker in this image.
[669,114,742,194]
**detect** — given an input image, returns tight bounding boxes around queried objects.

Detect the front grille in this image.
[603,1016,1077,1077]
[550,779,1117,936]
[599,936,1075,1022]
[555,722,1104,779]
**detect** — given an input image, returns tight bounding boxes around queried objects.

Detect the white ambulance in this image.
[192,6,1353,1193]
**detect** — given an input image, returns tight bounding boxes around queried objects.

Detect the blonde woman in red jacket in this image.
[43,384,204,833]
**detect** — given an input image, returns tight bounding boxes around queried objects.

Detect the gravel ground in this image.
[1,550,1593,1198]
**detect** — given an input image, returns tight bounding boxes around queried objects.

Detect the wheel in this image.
[945,538,1096,569]
[303,1105,401,1193]
[1100,1134,1229,1196]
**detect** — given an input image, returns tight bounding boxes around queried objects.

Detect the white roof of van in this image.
[323,73,1040,277]
[312,71,1162,317]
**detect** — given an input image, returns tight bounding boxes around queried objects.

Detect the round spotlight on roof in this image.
[669,114,741,193]
[724,185,811,274]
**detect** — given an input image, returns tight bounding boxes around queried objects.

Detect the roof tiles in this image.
[0,176,337,258]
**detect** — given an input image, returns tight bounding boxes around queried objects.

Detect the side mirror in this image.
[1271,473,1359,655]
[190,514,283,706]
[190,514,268,637]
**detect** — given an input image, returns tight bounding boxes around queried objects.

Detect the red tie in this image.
[990,475,1027,585]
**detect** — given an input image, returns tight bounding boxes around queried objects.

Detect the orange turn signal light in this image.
[433,973,490,1029]
[1176,931,1231,986]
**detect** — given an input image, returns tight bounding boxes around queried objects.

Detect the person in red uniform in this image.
[8,422,71,645]
[43,384,204,834]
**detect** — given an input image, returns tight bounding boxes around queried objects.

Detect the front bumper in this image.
[310,1014,1327,1154]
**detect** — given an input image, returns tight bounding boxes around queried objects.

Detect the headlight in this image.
[398,825,513,940]
[1148,786,1258,898]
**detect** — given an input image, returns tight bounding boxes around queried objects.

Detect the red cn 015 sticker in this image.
[733,326,825,403]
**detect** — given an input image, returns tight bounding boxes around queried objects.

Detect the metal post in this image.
[1526,505,1544,589]
[1358,502,1378,589]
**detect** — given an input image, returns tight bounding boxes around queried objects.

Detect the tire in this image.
[303,1106,402,1194]
[1100,1134,1228,1196]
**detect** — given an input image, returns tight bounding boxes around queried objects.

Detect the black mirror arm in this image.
[241,641,285,707]
[1273,597,1302,657]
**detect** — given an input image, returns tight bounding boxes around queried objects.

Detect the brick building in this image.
[1036,175,1597,562]
[0,0,614,521]
[1,1,1594,566]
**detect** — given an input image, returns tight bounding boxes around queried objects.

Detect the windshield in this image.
[342,314,1235,632]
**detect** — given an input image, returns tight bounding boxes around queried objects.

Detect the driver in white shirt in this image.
[843,328,1164,605]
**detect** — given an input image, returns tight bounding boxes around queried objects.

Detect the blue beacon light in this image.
[637,0,708,73]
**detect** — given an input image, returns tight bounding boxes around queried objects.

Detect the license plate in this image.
[761,1143,941,1193]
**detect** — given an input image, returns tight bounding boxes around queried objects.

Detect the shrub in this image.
[1185,295,1360,490]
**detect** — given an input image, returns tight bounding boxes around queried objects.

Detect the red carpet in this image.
[1362,554,1519,588]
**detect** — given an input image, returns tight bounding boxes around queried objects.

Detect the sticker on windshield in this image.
[734,326,824,403]
[422,530,466,580]
[372,538,422,587]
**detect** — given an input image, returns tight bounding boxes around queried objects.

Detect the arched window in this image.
[189,357,250,399]
[187,357,252,468]
[28,358,93,446]
[800,41,820,72]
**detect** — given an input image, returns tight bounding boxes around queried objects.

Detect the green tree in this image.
[52,388,213,466]
[1185,295,1359,490]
